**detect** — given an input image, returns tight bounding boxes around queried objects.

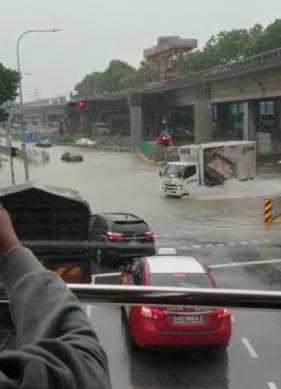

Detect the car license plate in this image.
[129,240,139,246]
[172,314,204,324]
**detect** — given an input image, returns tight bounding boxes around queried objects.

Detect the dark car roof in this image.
[99,213,143,222]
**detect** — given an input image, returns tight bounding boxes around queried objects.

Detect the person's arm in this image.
[0,205,111,389]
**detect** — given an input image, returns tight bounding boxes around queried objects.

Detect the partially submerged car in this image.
[61,152,83,162]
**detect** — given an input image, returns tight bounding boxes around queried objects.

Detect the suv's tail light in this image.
[106,232,123,241]
[144,231,155,240]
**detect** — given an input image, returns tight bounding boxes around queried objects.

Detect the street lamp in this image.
[16,28,62,181]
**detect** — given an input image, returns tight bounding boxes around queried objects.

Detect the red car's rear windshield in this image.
[149,273,213,288]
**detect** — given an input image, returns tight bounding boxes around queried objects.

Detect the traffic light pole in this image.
[16,33,30,182]
[16,28,61,182]
[6,110,16,185]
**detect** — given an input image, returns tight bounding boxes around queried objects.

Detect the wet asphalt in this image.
[2,144,281,389]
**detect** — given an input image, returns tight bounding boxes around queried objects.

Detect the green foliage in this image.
[74,59,156,97]
[185,20,281,73]
[0,63,19,122]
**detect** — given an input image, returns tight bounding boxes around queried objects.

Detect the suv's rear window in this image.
[149,273,213,288]
[112,220,149,234]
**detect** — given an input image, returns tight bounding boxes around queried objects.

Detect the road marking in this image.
[240,241,248,245]
[268,383,278,389]
[264,239,271,243]
[206,244,214,248]
[192,245,201,249]
[210,258,281,269]
[253,241,260,244]
[229,242,236,246]
[175,233,181,236]
[217,243,225,247]
[241,338,258,358]
[180,247,188,250]
[86,304,92,318]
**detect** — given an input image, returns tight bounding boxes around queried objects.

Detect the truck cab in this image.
[161,161,199,197]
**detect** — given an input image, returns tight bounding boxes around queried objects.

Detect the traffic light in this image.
[75,100,86,109]
[68,100,87,109]
[158,133,172,147]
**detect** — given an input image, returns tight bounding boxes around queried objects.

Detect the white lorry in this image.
[160,141,256,197]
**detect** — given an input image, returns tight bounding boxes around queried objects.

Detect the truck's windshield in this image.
[165,164,186,177]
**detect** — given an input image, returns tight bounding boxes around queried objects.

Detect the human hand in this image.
[0,205,21,257]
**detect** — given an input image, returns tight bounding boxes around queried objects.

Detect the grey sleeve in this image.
[0,247,111,389]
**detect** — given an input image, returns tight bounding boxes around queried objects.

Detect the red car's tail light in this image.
[106,232,123,241]
[221,308,231,317]
[141,307,153,318]
[141,307,162,319]
[144,231,155,240]
[214,308,231,319]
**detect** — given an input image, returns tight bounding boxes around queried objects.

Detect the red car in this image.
[121,255,231,350]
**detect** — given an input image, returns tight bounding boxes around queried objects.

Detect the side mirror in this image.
[159,171,162,178]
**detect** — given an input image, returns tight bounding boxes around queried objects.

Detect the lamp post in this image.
[16,28,61,181]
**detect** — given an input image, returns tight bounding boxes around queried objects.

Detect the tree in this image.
[74,72,103,97]
[74,60,139,97]
[253,19,281,53]
[102,60,136,91]
[185,23,268,73]
[0,63,19,122]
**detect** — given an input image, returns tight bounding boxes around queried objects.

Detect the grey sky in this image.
[1,0,281,100]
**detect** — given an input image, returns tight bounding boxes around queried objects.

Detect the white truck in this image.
[160,141,256,197]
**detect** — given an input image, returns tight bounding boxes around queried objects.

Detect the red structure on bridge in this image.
[143,36,197,81]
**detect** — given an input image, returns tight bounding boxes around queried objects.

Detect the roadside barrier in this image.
[263,199,272,223]
[263,197,281,223]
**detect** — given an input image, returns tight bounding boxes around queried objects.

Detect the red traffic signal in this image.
[68,100,87,109]
[157,133,172,147]
[75,100,86,109]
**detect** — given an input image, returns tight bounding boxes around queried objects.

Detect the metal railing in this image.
[1,284,281,310]
[184,47,281,81]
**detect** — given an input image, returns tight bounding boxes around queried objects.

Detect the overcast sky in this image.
[1,0,281,100]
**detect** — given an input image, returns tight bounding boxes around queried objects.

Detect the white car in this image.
[75,138,96,147]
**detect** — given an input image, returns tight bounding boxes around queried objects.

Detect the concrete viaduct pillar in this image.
[243,101,259,141]
[274,98,281,147]
[194,99,212,143]
[128,93,143,144]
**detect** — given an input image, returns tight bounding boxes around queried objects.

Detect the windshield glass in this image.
[165,164,186,176]
[1,1,281,388]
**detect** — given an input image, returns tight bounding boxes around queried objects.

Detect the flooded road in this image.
[2,144,281,242]
[2,144,281,389]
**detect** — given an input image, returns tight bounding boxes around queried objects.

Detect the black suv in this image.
[90,213,156,265]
